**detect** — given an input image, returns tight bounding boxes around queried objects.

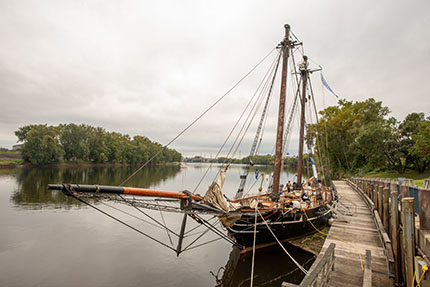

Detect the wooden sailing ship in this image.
[48,24,336,255]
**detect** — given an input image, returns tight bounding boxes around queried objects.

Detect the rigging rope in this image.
[308,74,330,184]
[119,48,276,187]
[190,214,243,249]
[119,195,179,236]
[256,208,309,275]
[236,51,282,198]
[224,50,281,163]
[100,201,178,235]
[71,193,177,252]
[191,50,281,194]
[157,200,174,246]
[70,192,241,254]
[250,208,258,287]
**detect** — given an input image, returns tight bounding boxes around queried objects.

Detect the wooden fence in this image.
[349,178,430,287]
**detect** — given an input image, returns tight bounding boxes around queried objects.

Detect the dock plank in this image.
[324,180,391,287]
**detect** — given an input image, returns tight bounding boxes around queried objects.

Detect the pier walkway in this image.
[319,180,390,286]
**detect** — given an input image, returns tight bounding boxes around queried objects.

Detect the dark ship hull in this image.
[227,203,332,247]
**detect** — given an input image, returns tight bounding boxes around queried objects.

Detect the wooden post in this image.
[383,187,390,232]
[374,183,378,207]
[368,182,372,201]
[365,181,369,196]
[419,188,430,230]
[401,197,415,287]
[378,184,383,218]
[400,184,409,198]
[363,250,372,287]
[390,190,400,284]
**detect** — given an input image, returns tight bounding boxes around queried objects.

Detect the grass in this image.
[0,158,24,165]
[0,149,20,154]
[363,169,430,187]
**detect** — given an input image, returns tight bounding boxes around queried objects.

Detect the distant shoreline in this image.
[0,162,181,169]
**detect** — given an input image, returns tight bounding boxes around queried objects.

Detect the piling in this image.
[401,197,415,287]
[378,184,383,219]
[390,189,400,284]
[418,188,430,230]
[383,187,390,232]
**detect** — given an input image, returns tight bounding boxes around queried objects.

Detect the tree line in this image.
[15,124,182,165]
[308,98,430,176]
[186,154,299,168]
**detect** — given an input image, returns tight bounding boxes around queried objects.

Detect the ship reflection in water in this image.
[213,242,315,287]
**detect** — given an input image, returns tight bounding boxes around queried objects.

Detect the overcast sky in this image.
[1,0,429,157]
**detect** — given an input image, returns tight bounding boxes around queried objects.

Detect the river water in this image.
[0,163,314,287]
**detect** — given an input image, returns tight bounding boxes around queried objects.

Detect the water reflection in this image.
[1,164,315,286]
[214,243,314,287]
[10,165,181,209]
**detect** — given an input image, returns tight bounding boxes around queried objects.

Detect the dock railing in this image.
[348,177,430,287]
[281,243,335,287]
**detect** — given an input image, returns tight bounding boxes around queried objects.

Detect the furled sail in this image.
[203,171,241,212]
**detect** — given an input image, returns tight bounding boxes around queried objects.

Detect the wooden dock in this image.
[319,180,391,286]
[284,178,430,287]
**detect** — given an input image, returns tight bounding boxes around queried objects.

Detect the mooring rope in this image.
[256,208,309,275]
[301,207,365,271]
[250,208,258,287]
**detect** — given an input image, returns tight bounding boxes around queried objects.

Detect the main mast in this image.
[271,24,291,199]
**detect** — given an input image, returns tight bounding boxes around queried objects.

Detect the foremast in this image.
[296,55,309,187]
[271,24,291,199]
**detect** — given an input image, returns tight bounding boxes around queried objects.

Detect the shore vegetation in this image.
[14,124,181,165]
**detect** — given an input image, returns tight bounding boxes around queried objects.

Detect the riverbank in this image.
[362,169,430,186]
[0,161,181,169]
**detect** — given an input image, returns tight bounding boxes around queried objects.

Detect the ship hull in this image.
[227,203,332,248]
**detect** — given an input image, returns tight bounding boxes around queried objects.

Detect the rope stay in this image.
[192,50,282,194]
[119,47,276,187]
[67,190,242,255]
[282,47,304,158]
[235,50,282,199]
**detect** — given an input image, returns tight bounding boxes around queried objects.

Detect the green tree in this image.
[88,127,108,163]
[410,120,430,172]
[15,123,181,165]
[399,113,428,172]
[309,98,393,174]
[59,124,90,161]
[15,125,63,164]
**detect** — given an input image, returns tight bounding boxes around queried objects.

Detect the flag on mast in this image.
[321,73,339,98]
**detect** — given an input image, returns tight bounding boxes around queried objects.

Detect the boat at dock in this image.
[48,24,336,255]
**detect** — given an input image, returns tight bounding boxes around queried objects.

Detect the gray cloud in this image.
[1,0,429,156]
